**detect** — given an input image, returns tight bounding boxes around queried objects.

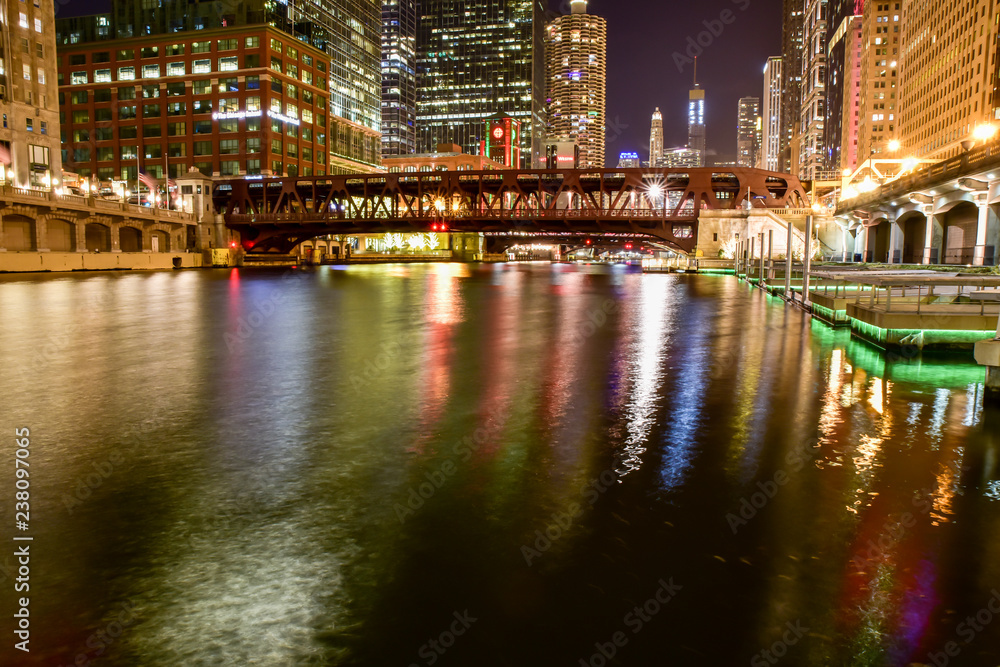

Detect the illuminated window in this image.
[118,66,135,81]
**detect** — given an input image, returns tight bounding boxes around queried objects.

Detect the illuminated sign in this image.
[492,126,504,140]
[619,152,639,160]
[212,110,262,120]
[267,110,301,126]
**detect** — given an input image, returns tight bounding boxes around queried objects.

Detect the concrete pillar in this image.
[75,220,87,252]
[974,194,989,266]
[110,222,121,252]
[0,211,5,251]
[34,217,47,252]
[857,225,868,262]
[767,229,774,281]
[889,217,903,264]
[784,222,793,300]
[802,215,813,307]
[924,212,943,264]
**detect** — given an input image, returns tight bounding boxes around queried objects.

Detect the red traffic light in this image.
[625,243,632,250]
[585,238,592,245]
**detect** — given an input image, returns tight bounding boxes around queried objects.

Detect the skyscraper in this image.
[779,0,803,173]
[544,0,607,168]
[649,107,663,165]
[856,1,899,163]
[416,0,546,168]
[737,97,760,168]
[824,0,862,174]
[381,0,418,157]
[798,0,829,179]
[688,81,706,167]
[761,57,783,172]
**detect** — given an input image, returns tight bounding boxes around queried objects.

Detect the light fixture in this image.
[887,139,900,152]
[973,123,997,142]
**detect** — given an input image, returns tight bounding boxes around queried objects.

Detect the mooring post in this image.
[784,222,793,301]
[802,215,813,308]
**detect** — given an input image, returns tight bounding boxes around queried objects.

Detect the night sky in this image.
[57,0,784,166]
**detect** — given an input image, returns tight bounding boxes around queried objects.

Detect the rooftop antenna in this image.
[693,56,698,87]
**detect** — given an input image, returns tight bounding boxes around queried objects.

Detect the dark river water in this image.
[2,263,1000,667]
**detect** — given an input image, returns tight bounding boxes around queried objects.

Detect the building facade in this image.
[617,151,640,168]
[737,97,760,168]
[898,0,998,160]
[381,143,507,172]
[798,0,829,180]
[688,85,705,167]
[0,0,62,187]
[761,57,783,172]
[831,11,863,174]
[544,0,606,169]
[56,26,370,184]
[56,0,381,174]
[824,0,861,174]
[780,0,804,173]
[856,0,898,163]
[649,107,663,166]
[416,0,546,168]
[660,146,701,168]
[381,0,418,157]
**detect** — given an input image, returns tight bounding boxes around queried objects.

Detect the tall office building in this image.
[0,0,62,187]
[737,97,760,167]
[856,1,898,163]
[649,107,663,165]
[761,57,783,172]
[688,84,706,167]
[779,0,804,173]
[381,0,418,157]
[825,0,862,174]
[416,0,546,168]
[56,0,382,173]
[898,0,998,160]
[544,0,607,169]
[799,0,829,179]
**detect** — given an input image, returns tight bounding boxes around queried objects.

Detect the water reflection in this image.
[1,267,999,666]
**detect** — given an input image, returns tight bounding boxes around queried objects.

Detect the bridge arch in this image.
[119,225,143,252]
[865,217,891,263]
[85,222,111,252]
[2,214,36,251]
[897,210,926,264]
[46,217,77,252]
[941,200,978,264]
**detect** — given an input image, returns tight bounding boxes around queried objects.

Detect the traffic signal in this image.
[585,238,592,245]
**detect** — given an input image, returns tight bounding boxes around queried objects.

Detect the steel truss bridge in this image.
[213,167,810,254]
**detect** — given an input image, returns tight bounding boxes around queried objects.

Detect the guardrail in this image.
[0,185,196,223]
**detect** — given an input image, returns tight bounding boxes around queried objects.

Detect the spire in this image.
[693,56,698,87]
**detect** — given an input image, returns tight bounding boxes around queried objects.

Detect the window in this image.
[221,160,239,176]
[143,123,162,137]
[73,148,90,162]
[142,85,159,98]
[71,71,87,84]
[167,82,185,96]
[118,86,136,99]
[246,137,260,153]
[193,120,211,134]
[301,70,312,86]
[36,43,44,58]
[121,145,138,160]
[219,97,238,113]
[218,77,238,92]
[192,79,211,95]
[286,165,298,177]
[118,66,135,80]
[98,147,114,161]
[246,159,260,174]
[245,36,259,48]
[167,122,186,136]
[96,109,112,122]
[286,124,297,139]
[195,162,212,177]
[71,91,88,104]
[271,139,281,154]
[315,151,325,164]
[97,168,114,180]
[25,118,33,132]
[140,46,158,58]
[96,127,113,140]
[246,75,260,90]
[285,103,298,120]
[192,99,212,113]
[192,59,210,74]
[73,129,89,142]
[219,56,238,72]
[166,44,184,56]
[167,62,185,76]
[220,139,239,154]
[218,39,237,50]
[244,54,260,68]
[34,18,41,32]
[22,64,30,81]
[167,102,185,115]
[247,117,260,132]
[120,126,137,139]
[193,140,212,155]
[142,104,160,118]
[72,110,90,123]
[119,105,136,120]
[270,79,282,95]
[286,46,297,60]
[219,119,237,133]
[302,127,312,142]
[302,55,312,67]
[95,88,112,102]
[287,64,298,79]
[95,69,111,83]
[270,98,281,113]
[142,64,160,78]
[168,142,186,157]
[270,57,282,72]
[302,108,313,124]
[70,54,86,66]
[117,48,134,59]
[271,161,282,174]
[21,38,29,54]
[19,13,27,28]
[191,41,210,54]
[302,147,312,162]
[270,38,282,53]
[144,144,162,159]
[286,84,298,100]
[246,96,260,112]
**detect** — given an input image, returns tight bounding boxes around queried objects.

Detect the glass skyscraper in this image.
[381,0,418,156]
[416,0,546,168]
